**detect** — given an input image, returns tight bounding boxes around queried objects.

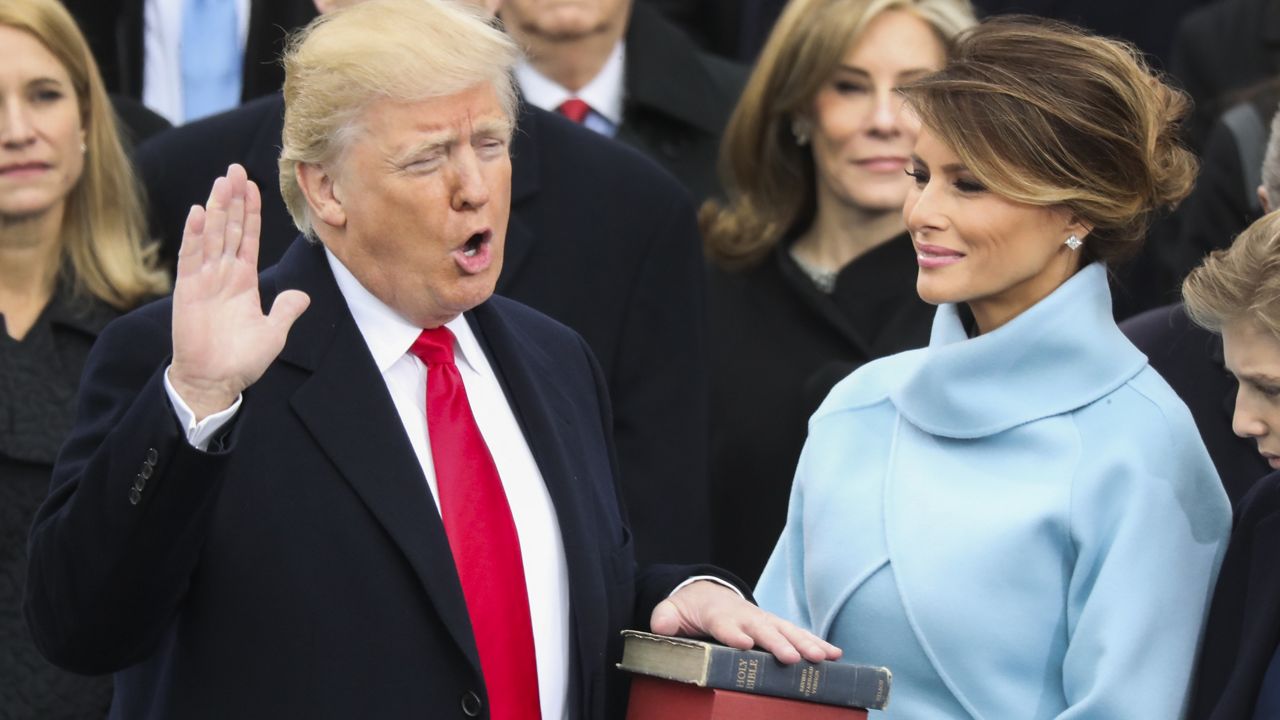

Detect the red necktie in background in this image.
[556,97,591,124]
[410,327,542,720]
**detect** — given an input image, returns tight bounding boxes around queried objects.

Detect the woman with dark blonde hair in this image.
[756,17,1231,717]
[0,0,167,712]
[704,0,975,585]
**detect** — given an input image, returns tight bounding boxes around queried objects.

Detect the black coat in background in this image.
[707,234,934,585]
[1170,0,1280,151]
[639,0,786,62]
[1120,304,1270,507]
[615,2,747,201]
[1165,86,1280,289]
[1191,470,1280,719]
[974,0,1212,71]
[1,290,119,719]
[136,95,711,565]
[62,0,316,106]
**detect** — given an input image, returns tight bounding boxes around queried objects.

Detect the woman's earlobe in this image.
[1065,215,1093,243]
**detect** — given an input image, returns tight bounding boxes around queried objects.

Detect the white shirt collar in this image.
[515,40,626,125]
[324,248,486,375]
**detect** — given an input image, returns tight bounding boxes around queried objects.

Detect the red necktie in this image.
[556,97,592,124]
[410,327,542,720]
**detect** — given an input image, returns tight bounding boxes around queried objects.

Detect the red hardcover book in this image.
[626,675,870,720]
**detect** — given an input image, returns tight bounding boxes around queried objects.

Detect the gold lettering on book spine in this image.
[734,658,760,689]
[798,666,821,696]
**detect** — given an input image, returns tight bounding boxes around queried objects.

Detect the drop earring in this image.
[791,118,811,146]
[1064,234,1082,251]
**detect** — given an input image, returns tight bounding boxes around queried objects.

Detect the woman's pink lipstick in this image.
[916,243,965,269]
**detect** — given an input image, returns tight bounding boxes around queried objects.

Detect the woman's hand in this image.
[651,580,842,664]
[169,164,310,420]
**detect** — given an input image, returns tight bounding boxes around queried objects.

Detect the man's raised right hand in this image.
[169,164,310,421]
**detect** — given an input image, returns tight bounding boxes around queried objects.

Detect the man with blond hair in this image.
[25,2,836,718]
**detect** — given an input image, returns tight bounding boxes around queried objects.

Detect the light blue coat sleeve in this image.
[1057,386,1231,718]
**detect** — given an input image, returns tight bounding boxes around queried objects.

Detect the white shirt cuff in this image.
[669,574,746,600]
[163,366,242,451]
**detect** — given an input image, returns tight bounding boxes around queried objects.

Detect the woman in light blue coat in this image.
[756,17,1233,719]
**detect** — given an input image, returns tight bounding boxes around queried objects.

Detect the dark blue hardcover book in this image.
[617,630,891,710]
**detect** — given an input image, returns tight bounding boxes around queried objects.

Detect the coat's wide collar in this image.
[890,263,1146,439]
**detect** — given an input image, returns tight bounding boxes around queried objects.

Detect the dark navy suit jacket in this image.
[25,239,728,718]
[1193,470,1280,719]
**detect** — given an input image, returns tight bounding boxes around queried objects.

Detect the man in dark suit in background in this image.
[135,0,711,567]
[25,2,837,717]
[499,0,746,200]
[1170,0,1280,152]
[61,0,317,122]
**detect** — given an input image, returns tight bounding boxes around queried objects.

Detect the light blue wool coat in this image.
[756,263,1232,719]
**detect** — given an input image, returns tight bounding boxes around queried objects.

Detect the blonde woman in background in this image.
[0,0,167,714]
[757,18,1231,717]
[703,0,976,585]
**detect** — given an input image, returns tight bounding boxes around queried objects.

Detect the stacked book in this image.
[618,630,892,720]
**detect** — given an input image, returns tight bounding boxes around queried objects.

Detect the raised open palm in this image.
[169,164,310,420]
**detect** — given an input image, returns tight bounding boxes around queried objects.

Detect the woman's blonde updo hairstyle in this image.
[1184,210,1280,340]
[701,0,976,269]
[900,16,1197,266]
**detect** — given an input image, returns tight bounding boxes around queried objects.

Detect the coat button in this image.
[140,463,153,479]
[128,487,142,505]
[133,474,146,492]
[146,448,158,464]
[460,691,482,717]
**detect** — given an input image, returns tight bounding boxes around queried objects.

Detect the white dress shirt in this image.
[516,41,625,137]
[143,0,251,124]
[165,250,572,720]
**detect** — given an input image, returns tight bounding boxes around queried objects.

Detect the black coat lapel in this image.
[268,240,481,674]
